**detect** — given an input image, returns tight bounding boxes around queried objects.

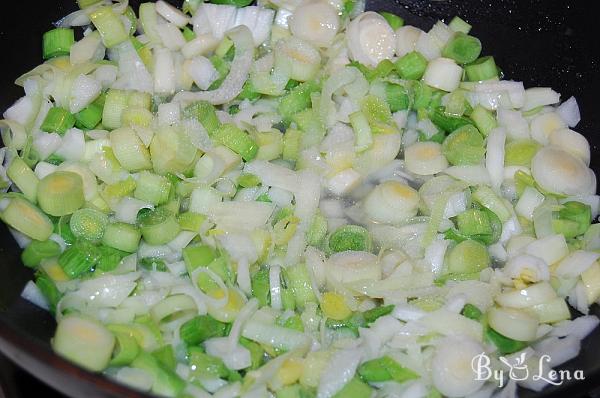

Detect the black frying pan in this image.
[1,1,599,397]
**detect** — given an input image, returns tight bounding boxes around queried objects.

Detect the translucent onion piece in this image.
[503,254,550,282]
[495,282,557,309]
[488,307,539,341]
[174,26,254,105]
[554,250,600,278]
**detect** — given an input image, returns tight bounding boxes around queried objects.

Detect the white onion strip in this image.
[174,26,254,105]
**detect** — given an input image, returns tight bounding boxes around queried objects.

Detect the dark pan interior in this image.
[1,1,599,397]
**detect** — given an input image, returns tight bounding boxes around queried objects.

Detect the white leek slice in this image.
[548,128,590,165]
[423,57,463,92]
[363,180,420,224]
[33,132,62,161]
[431,336,486,397]
[57,162,98,201]
[404,141,448,175]
[444,165,491,186]
[346,12,395,67]
[289,1,339,48]
[209,201,274,232]
[395,25,422,57]
[531,146,595,196]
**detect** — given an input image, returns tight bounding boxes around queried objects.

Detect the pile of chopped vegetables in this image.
[1,0,599,397]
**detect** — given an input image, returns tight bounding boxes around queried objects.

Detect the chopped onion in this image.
[496,282,556,309]
[55,129,85,162]
[554,250,600,278]
[524,234,568,266]
[269,265,282,310]
[317,348,363,398]
[415,31,441,60]
[33,132,62,160]
[444,165,490,186]
[556,96,581,127]
[503,254,549,282]
[174,26,254,105]
[112,40,153,93]
[156,23,187,51]
[515,186,544,220]
[69,74,101,114]
[21,280,49,310]
[522,87,560,111]
[488,307,539,341]
[156,0,190,27]
[485,127,506,191]
[497,108,530,139]
[153,47,176,95]
[530,111,565,145]
[186,56,219,90]
[395,25,422,57]
[550,315,600,340]
[70,32,105,65]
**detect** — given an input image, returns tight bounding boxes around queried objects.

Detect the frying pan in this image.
[0,1,599,397]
